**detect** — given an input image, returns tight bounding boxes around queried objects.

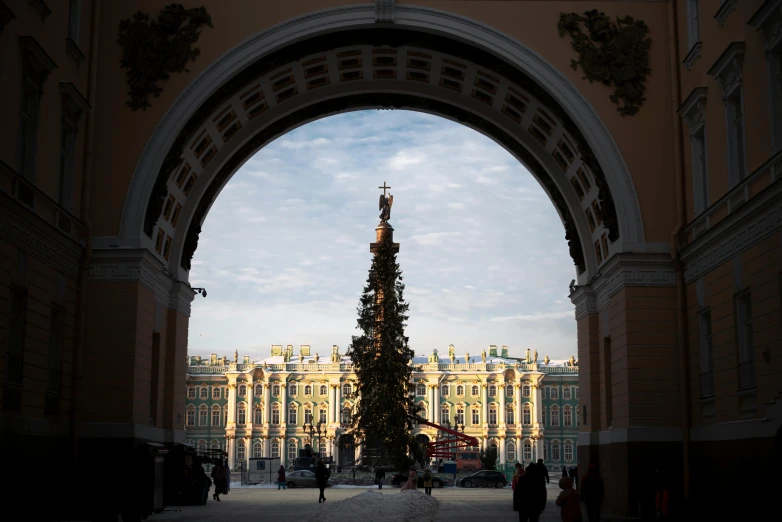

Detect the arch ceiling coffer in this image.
[144,33,620,280]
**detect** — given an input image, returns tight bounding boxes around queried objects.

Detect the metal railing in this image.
[189,361,578,374]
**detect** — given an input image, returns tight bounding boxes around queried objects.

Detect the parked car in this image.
[286,469,328,488]
[457,470,507,488]
[391,470,446,488]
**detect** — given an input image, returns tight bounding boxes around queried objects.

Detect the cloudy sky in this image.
[187,110,578,362]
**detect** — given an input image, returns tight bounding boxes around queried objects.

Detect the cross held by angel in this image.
[378,181,393,222]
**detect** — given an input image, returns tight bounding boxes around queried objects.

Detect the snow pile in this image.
[309,490,439,522]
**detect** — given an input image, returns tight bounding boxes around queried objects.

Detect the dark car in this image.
[391,470,446,488]
[457,470,507,488]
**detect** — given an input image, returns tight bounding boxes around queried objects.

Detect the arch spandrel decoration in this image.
[120,5,644,283]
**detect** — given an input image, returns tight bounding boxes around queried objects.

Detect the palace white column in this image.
[482,384,488,426]
[264,383,270,424]
[515,436,521,462]
[227,383,237,426]
[499,437,506,465]
[335,383,342,422]
[434,384,440,424]
[280,382,287,432]
[534,383,543,425]
[227,436,235,470]
[264,438,270,458]
[279,437,286,467]
[330,384,337,423]
[244,436,251,467]
[535,438,544,461]
[499,384,506,425]
[515,383,522,424]
[429,385,435,423]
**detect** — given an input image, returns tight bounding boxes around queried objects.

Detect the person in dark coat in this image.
[562,466,569,479]
[315,460,330,503]
[210,460,227,501]
[579,464,604,522]
[537,459,550,485]
[277,465,287,490]
[375,466,386,489]
[513,463,546,522]
[568,466,577,489]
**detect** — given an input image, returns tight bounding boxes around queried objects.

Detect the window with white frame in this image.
[441,385,449,397]
[551,441,561,461]
[238,404,246,425]
[272,405,280,425]
[522,385,530,397]
[212,405,221,426]
[211,440,220,451]
[419,406,427,421]
[523,441,532,461]
[271,440,280,458]
[456,406,465,425]
[254,406,262,424]
[542,406,548,426]
[319,442,327,456]
[288,441,297,461]
[441,405,450,423]
[199,405,207,426]
[253,441,262,458]
[488,385,497,397]
[550,386,559,400]
[543,441,548,460]
[236,440,245,462]
[563,387,572,400]
[506,407,514,425]
[506,384,513,397]
[736,291,755,390]
[417,384,426,396]
[456,385,464,396]
[212,387,221,399]
[320,385,328,396]
[17,71,45,182]
[304,408,312,424]
[255,384,263,397]
[304,385,312,396]
[551,405,560,427]
[574,387,579,400]
[489,404,498,426]
[686,0,700,50]
[342,384,352,396]
[507,442,516,462]
[289,384,297,397]
[223,406,228,425]
[471,385,479,397]
[564,405,573,427]
[727,90,747,185]
[186,406,195,426]
[564,441,574,462]
[319,408,327,424]
[272,385,280,397]
[471,408,480,425]
[692,125,709,214]
[238,385,247,397]
[342,407,352,425]
[709,44,746,189]
[523,403,531,425]
[699,309,715,397]
[198,440,206,453]
[288,406,297,424]
[187,387,195,399]
[200,387,208,400]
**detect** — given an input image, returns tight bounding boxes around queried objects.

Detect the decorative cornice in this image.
[707,42,745,98]
[375,0,394,23]
[679,87,708,133]
[715,0,737,27]
[683,42,702,70]
[18,35,57,84]
[0,192,82,279]
[27,0,50,22]
[749,0,782,51]
[681,179,782,282]
[0,1,16,34]
[570,286,597,321]
[583,253,677,312]
[66,38,85,66]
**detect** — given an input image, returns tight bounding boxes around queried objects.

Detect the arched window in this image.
[522,403,531,425]
[289,384,297,397]
[319,407,327,424]
[456,385,464,396]
[212,387,221,399]
[341,407,352,425]
[563,405,573,427]
[238,385,247,397]
[419,407,427,421]
[471,407,480,425]
[223,405,228,425]
[272,404,280,425]
[187,387,195,399]
[304,408,313,424]
[488,385,497,397]
[211,440,220,451]
[198,440,206,453]
[200,387,208,399]
[550,386,559,400]
[305,385,312,396]
[288,405,297,424]
[253,441,263,458]
[505,406,515,425]
[320,385,328,396]
[272,385,280,397]
[238,403,246,425]
[574,386,579,399]
[456,406,465,425]
[271,440,280,458]
[186,405,195,426]
[441,405,450,423]
[342,383,352,396]
[564,441,574,462]
[506,384,514,397]
[255,384,263,397]
[288,441,297,461]
[489,404,497,426]
[417,384,426,396]
[212,405,221,426]
[253,405,262,424]
[563,386,572,400]
[319,442,327,456]
[441,385,449,397]
[551,405,560,427]
[237,440,245,461]
[523,441,532,461]
[522,385,531,397]
[471,385,479,397]
[507,442,516,462]
[551,441,561,461]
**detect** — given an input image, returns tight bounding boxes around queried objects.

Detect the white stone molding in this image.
[714,0,737,27]
[0,193,82,279]
[683,41,702,71]
[570,286,597,321]
[681,177,782,283]
[750,0,782,51]
[679,87,707,134]
[375,0,394,23]
[121,4,645,273]
[708,42,744,98]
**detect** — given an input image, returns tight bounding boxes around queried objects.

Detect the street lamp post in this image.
[304,420,325,459]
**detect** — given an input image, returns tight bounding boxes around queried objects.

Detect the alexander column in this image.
[371,182,399,357]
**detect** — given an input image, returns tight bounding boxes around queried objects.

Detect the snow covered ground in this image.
[309,490,440,522]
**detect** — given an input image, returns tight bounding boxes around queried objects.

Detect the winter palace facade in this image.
[185,344,579,471]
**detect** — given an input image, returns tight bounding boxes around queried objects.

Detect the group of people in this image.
[512,459,604,522]
[396,466,434,495]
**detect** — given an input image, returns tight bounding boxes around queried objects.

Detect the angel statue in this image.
[379,190,393,221]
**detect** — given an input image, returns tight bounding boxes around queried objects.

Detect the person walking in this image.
[423,468,434,495]
[401,466,417,491]
[556,477,583,522]
[315,460,330,503]
[537,459,550,485]
[562,467,569,479]
[653,469,669,520]
[210,460,227,501]
[375,466,386,490]
[568,466,577,489]
[580,464,604,522]
[514,463,546,522]
[512,463,525,490]
[277,465,287,490]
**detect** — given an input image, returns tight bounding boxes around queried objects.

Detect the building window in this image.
[507,442,516,463]
[564,442,574,462]
[523,404,531,425]
[456,385,464,396]
[304,385,312,396]
[472,408,480,425]
[489,405,497,426]
[272,385,280,397]
[543,441,548,460]
[456,406,465,425]
[212,406,221,426]
[522,385,530,397]
[253,441,262,458]
[68,0,80,42]
[237,440,245,462]
[304,408,312,424]
[272,407,280,425]
[254,407,262,424]
[288,406,297,425]
[289,384,297,397]
[288,441,297,461]
[542,406,547,426]
[417,384,426,396]
[319,408,327,424]
[238,404,246,425]
[551,441,561,461]
[238,385,247,397]
[198,440,206,453]
[199,405,208,426]
[564,405,573,427]
[551,405,560,427]
[686,0,700,50]
[271,440,280,458]
[17,79,42,181]
[342,384,351,396]
[45,305,64,412]
[211,440,220,451]
[506,384,513,397]
[550,386,559,400]
[488,385,497,397]
[213,387,221,399]
[441,385,449,397]
[255,384,263,397]
[541,387,546,399]
[574,387,579,400]
[726,91,747,186]
[770,47,782,153]
[223,406,228,425]
[319,442,327,456]
[563,387,572,400]
[200,387,208,400]
[471,385,479,397]
[523,441,532,461]
[736,291,755,389]
[506,408,515,425]
[187,387,195,399]
[699,309,715,397]
[186,407,195,427]
[320,385,328,396]
[342,407,352,425]
[692,127,709,214]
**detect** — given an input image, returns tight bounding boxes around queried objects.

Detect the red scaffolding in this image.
[410,415,480,460]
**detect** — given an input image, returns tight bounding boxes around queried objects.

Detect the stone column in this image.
[533,383,543,426]
[499,436,506,465]
[516,383,522,425]
[330,384,337,423]
[515,436,521,462]
[535,438,544,462]
[263,382,270,424]
[331,436,338,464]
[280,382,287,432]
[482,384,488,427]
[335,383,342,422]
[279,437,286,467]
[226,383,237,426]
[227,436,235,469]
[499,384,506,426]
[244,436,251,468]
[264,438,270,458]
[434,384,440,424]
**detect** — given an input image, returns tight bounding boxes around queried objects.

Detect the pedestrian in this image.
[315,460,330,503]
[512,462,525,494]
[210,459,227,501]
[277,465,287,490]
[580,464,603,522]
[562,466,569,479]
[375,466,386,490]
[513,463,546,522]
[568,466,577,489]
[653,469,669,520]
[401,465,417,491]
[556,477,583,522]
[537,459,550,485]
[423,467,434,495]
